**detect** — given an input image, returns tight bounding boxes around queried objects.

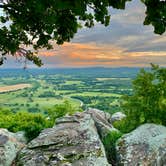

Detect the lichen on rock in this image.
[15,112,111,166]
[0,129,25,166]
[116,123,166,166]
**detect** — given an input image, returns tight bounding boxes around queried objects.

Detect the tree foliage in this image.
[117,64,166,133]
[143,0,166,35]
[0,0,165,66]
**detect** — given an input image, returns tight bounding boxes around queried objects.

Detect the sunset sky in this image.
[1,0,166,68]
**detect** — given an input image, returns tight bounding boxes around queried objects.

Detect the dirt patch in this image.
[0,84,31,93]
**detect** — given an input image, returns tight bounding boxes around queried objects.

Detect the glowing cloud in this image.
[38,42,166,68]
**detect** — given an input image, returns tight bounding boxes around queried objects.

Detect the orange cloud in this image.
[38,42,166,67]
[40,51,56,56]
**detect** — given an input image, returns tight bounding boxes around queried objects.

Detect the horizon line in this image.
[0,66,152,70]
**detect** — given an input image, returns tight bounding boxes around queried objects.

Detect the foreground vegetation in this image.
[102,131,122,165]
[0,101,82,141]
[114,64,166,133]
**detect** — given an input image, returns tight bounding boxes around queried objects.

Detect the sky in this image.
[1,0,166,68]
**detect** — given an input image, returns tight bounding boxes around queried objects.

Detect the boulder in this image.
[86,108,111,122]
[110,112,126,123]
[0,129,25,166]
[16,112,110,166]
[85,108,117,139]
[116,123,166,166]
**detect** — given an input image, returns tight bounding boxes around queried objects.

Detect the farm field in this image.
[0,84,31,93]
[0,68,140,114]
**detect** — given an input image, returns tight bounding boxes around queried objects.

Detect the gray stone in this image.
[0,129,25,166]
[85,108,116,139]
[86,108,111,122]
[110,112,126,123]
[116,123,166,166]
[16,112,111,166]
[15,131,28,144]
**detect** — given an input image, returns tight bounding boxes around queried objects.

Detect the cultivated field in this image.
[0,84,31,93]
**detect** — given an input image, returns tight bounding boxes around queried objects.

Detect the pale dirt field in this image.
[96,77,131,81]
[0,84,31,93]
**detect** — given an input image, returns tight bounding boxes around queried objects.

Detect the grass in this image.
[0,82,121,114]
[102,131,122,165]
[64,80,83,85]
[0,85,81,113]
[69,92,121,97]
[96,77,131,81]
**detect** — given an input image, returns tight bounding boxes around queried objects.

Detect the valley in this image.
[0,68,139,114]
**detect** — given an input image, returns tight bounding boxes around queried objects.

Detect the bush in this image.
[47,100,83,121]
[102,131,122,165]
[113,118,138,133]
[0,109,52,141]
[0,101,82,141]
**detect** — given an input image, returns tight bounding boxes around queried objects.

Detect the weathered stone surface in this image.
[16,112,110,166]
[0,129,25,166]
[116,123,166,166]
[110,112,126,123]
[85,108,117,139]
[86,108,111,122]
[15,131,28,144]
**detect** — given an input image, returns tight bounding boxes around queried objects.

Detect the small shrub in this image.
[113,117,139,134]
[0,101,82,141]
[102,131,122,165]
[47,100,83,121]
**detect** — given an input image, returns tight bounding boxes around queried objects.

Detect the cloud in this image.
[72,0,166,53]
[111,0,146,25]
[38,42,166,68]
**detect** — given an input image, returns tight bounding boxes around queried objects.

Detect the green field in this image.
[0,68,136,114]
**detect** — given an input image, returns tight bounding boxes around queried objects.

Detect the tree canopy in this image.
[114,64,166,133]
[0,0,165,66]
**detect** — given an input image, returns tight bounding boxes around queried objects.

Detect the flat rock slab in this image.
[16,112,110,166]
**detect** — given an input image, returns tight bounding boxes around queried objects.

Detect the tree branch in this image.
[0,4,12,9]
[0,4,4,8]
[88,5,95,10]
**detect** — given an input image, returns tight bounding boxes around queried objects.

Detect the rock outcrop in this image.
[85,108,117,139]
[86,108,111,122]
[110,112,126,123]
[0,129,25,166]
[116,123,166,166]
[3,109,166,166]
[15,112,111,166]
